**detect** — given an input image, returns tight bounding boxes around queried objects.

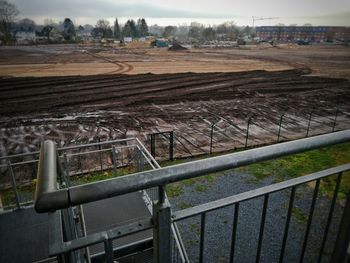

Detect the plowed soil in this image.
[1,68,349,158]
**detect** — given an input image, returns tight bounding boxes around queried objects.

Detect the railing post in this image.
[169,131,174,161]
[63,153,70,186]
[7,161,21,209]
[111,145,117,175]
[332,108,339,132]
[245,117,252,149]
[277,114,284,143]
[331,190,350,263]
[136,148,144,172]
[150,134,156,158]
[153,186,171,263]
[306,111,313,138]
[210,123,215,154]
[98,137,103,172]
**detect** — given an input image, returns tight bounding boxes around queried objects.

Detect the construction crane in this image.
[252,16,279,27]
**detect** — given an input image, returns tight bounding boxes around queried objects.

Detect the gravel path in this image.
[168,170,344,263]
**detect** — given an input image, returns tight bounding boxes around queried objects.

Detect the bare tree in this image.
[95,19,113,38]
[0,0,19,44]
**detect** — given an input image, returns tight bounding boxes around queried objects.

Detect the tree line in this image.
[0,0,255,44]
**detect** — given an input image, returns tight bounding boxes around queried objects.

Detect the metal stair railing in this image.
[35,130,350,262]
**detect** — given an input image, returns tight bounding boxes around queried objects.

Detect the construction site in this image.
[1,42,350,263]
[1,44,350,157]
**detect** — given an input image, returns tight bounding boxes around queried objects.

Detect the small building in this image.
[155,38,169,47]
[15,31,36,45]
[123,37,133,43]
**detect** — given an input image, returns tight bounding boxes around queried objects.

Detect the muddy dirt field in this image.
[0,44,349,79]
[1,67,350,158]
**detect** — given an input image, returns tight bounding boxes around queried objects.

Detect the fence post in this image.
[98,137,103,172]
[210,123,215,154]
[7,161,21,209]
[153,186,171,263]
[62,153,71,185]
[332,108,339,133]
[112,145,117,175]
[331,190,350,263]
[150,134,156,158]
[245,117,252,149]
[136,148,144,172]
[169,131,174,161]
[306,111,313,138]
[277,114,285,143]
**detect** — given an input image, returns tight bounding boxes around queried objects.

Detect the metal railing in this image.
[35,130,350,262]
[34,138,187,262]
[0,137,159,210]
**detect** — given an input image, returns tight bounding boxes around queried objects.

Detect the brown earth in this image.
[1,68,349,159]
[1,44,349,79]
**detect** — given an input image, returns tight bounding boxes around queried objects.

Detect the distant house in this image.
[123,37,133,43]
[15,31,36,45]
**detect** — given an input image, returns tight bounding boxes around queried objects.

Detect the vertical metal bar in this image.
[199,213,206,263]
[331,181,350,263]
[78,148,82,174]
[98,137,103,172]
[229,203,240,263]
[299,179,320,263]
[245,117,252,149]
[210,123,214,154]
[277,114,284,143]
[104,239,114,263]
[256,194,269,263]
[7,161,21,209]
[153,185,171,263]
[172,234,176,262]
[112,145,117,175]
[63,153,71,186]
[332,108,339,132]
[169,131,174,161]
[279,186,296,263]
[306,111,313,138]
[79,205,91,263]
[151,134,156,158]
[318,173,342,262]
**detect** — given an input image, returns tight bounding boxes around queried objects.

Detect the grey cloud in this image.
[10,0,229,19]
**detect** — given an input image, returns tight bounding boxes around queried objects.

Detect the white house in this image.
[15,31,36,44]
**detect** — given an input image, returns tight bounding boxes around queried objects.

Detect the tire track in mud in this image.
[84,50,134,74]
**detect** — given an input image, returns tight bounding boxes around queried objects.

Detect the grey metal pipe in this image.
[35,141,69,212]
[35,130,350,212]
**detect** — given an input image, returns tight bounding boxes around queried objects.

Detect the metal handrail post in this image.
[7,161,21,209]
[277,114,285,143]
[331,189,350,263]
[153,186,171,263]
[245,117,252,148]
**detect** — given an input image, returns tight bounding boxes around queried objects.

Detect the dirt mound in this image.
[168,42,187,51]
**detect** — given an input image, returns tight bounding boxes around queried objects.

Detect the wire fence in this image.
[146,105,350,161]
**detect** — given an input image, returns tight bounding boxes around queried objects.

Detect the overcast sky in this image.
[9,0,350,26]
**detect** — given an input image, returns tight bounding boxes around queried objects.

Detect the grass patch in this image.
[292,207,308,224]
[195,184,208,192]
[178,202,192,209]
[70,166,136,185]
[239,142,350,198]
[166,183,183,197]
[1,183,35,208]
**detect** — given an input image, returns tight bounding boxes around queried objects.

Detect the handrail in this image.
[34,141,69,212]
[35,129,350,213]
[172,163,350,221]
[0,137,135,161]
